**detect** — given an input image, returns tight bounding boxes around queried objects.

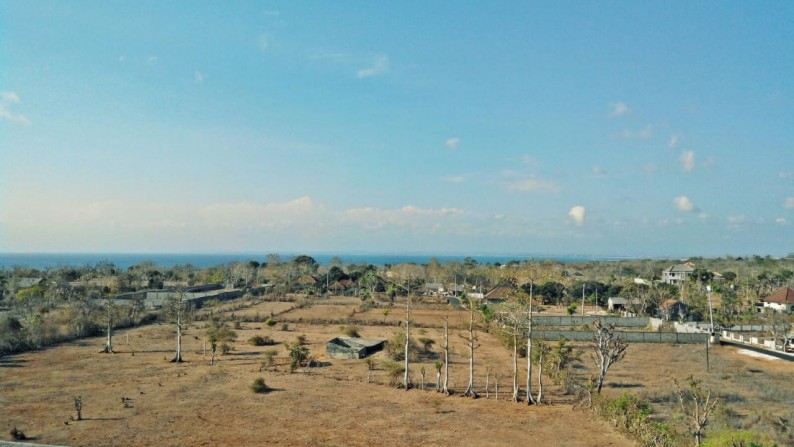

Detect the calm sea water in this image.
[0,252,619,270]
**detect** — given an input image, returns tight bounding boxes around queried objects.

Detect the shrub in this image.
[295,334,307,346]
[264,318,277,327]
[249,335,275,346]
[592,392,680,447]
[386,330,418,361]
[250,377,272,394]
[260,349,279,370]
[381,360,406,387]
[10,427,27,441]
[340,325,360,338]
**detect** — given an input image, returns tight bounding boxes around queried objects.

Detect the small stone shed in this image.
[326,337,386,359]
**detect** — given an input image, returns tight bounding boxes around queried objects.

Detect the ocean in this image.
[0,252,618,270]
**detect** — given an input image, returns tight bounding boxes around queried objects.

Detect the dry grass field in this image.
[1,297,792,446]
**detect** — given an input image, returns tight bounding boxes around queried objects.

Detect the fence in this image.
[531,329,708,344]
[532,315,650,328]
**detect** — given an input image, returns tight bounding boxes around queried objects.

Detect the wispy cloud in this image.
[617,125,653,139]
[568,205,586,226]
[0,91,31,125]
[776,217,787,225]
[679,150,695,172]
[504,178,558,192]
[784,197,794,209]
[194,71,206,83]
[357,54,390,78]
[673,196,695,212]
[592,165,606,177]
[668,134,679,149]
[441,175,465,183]
[344,204,467,230]
[780,171,793,179]
[258,35,270,52]
[608,101,630,117]
[445,137,460,149]
[147,55,158,65]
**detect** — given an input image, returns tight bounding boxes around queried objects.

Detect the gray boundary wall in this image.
[531,330,708,344]
[533,315,650,328]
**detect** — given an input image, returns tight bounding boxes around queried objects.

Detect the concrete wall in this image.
[531,329,708,343]
[533,315,650,328]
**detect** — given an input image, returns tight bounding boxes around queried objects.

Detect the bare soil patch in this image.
[3,299,791,446]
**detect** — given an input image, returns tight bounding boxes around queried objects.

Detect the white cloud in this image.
[357,54,390,78]
[505,178,558,192]
[0,91,30,125]
[674,196,695,212]
[776,217,787,225]
[441,175,464,183]
[592,165,606,177]
[344,204,467,230]
[198,196,318,228]
[679,150,695,172]
[698,212,709,221]
[258,35,270,51]
[668,134,679,149]
[568,206,586,226]
[609,101,630,117]
[779,171,793,179]
[640,163,658,174]
[147,56,158,65]
[618,125,653,139]
[445,137,460,149]
[194,71,205,83]
[784,197,794,209]
[1,91,20,103]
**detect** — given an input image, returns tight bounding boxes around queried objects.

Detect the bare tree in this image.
[100,294,116,354]
[532,339,550,404]
[526,280,537,405]
[165,289,190,363]
[495,299,528,402]
[403,284,412,390]
[459,295,479,398]
[767,311,792,351]
[673,376,720,446]
[441,311,450,395]
[591,318,628,394]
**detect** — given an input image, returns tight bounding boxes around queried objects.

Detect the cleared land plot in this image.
[3,299,792,446]
[1,319,632,447]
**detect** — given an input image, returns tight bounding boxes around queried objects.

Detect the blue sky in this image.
[1,1,792,257]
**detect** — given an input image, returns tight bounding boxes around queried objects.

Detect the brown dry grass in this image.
[2,297,791,446]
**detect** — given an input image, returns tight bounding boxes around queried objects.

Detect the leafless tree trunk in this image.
[592,319,628,394]
[485,366,492,398]
[526,283,536,405]
[461,297,478,398]
[495,372,499,400]
[166,290,189,363]
[442,312,450,395]
[420,367,426,390]
[403,287,411,390]
[535,340,549,404]
[101,296,115,353]
[674,376,719,446]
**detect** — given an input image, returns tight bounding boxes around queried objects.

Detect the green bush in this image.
[701,430,778,447]
[250,377,272,394]
[340,325,360,338]
[593,392,680,447]
[248,335,275,346]
[10,427,27,441]
[264,318,277,327]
